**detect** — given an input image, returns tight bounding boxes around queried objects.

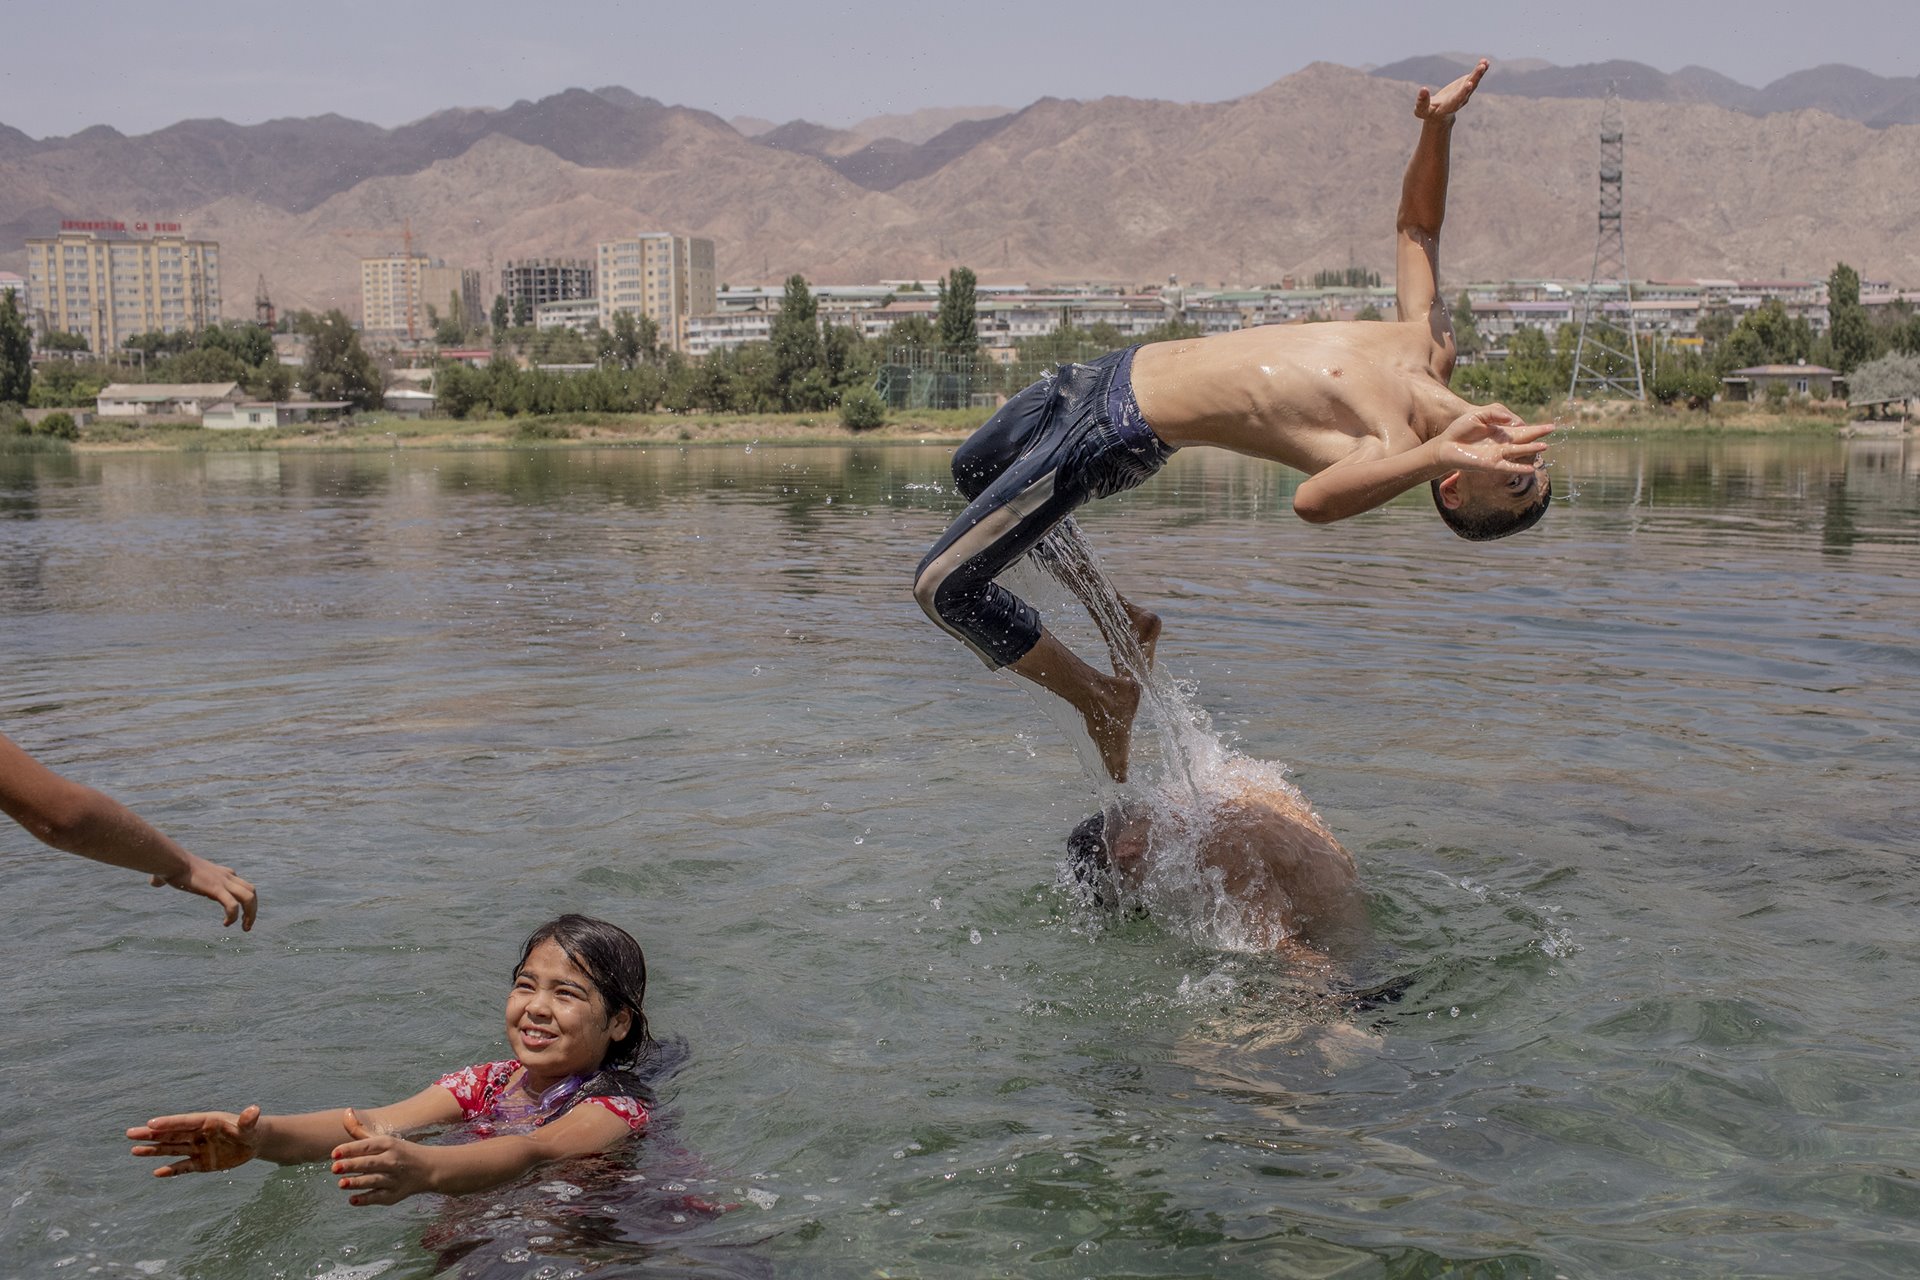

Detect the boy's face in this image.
[1437,465,1548,522]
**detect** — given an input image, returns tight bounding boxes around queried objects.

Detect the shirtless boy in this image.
[914,59,1549,782]
[1068,777,1369,958]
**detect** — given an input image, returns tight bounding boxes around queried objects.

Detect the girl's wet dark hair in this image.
[515,914,652,1070]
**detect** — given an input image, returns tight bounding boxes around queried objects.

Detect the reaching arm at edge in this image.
[0,730,257,928]
[129,1086,465,1173]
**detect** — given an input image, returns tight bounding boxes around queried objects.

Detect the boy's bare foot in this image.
[1085,673,1142,782]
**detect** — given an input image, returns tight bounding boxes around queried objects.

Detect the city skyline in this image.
[4,0,1915,139]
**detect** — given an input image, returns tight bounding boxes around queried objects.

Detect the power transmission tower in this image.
[1568,86,1645,400]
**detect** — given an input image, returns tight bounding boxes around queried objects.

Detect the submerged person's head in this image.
[509,915,652,1076]
[1429,464,1552,541]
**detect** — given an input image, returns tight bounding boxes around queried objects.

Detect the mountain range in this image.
[2,56,1916,320]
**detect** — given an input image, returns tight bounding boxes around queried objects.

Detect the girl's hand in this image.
[128,1104,263,1175]
[331,1107,433,1206]
[149,851,258,931]
[1430,405,1553,474]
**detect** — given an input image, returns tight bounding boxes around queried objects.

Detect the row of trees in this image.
[0,301,387,415]
[1448,262,1920,409]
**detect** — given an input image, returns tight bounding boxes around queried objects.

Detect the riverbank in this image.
[18,400,1902,455]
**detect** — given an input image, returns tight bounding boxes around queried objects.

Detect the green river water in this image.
[1,433,1916,1278]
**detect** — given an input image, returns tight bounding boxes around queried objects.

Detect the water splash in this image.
[1006,519,1335,954]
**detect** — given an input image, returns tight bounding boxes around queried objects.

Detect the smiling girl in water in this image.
[128,915,659,1206]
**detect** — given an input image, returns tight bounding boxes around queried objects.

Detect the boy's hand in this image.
[128,1104,263,1175]
[331,1107,433,1206]
[1430,405,1552,474]
[151,852,258,931]
[1416,58,1489,120]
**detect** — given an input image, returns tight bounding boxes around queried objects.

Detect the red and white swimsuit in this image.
[435,1061,649,1135]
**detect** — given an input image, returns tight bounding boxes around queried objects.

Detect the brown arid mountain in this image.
[3,63,1918,318]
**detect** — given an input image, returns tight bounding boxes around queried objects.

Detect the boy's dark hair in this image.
[1429,473,1552,541]
[1067,811,1120,911]
[516,914,652,1069]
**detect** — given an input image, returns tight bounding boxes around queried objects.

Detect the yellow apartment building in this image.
[25,222,221,353]
[360,254,474,340]
[596,233,716,352]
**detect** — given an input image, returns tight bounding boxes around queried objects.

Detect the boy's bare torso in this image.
[1132,319,1470,474]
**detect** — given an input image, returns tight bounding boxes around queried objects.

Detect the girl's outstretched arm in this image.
[329,1101,633,1206]
[128,1087,463,1175]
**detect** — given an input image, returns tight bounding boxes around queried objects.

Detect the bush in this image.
[513,419,573,441]
[33,411,78,440]
[839,386,886,432]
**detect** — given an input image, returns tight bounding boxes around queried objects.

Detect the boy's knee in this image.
[912,559,946,623]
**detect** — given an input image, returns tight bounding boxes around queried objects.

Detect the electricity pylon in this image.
[1568,86,1645,400]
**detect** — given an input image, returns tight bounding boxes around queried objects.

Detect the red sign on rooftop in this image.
[59,219,185,234]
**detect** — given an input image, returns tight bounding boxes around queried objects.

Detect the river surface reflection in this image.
[2,434,1917,1278]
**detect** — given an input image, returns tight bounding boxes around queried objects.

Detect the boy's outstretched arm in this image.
[1293,404,1550,524]
[1395,57,1488,365]
[0,730,257,929]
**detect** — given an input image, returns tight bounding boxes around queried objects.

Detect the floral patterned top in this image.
[434,1060,649,1135]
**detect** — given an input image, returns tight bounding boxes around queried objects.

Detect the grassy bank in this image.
[64,408,987,453]
[52,400,1896,455]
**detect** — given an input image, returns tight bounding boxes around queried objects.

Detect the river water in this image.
[2,433,1916,1278]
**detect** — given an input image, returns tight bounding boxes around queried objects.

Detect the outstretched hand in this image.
[128,1104,263,1176]
[150,851,257,931]
[1430,404,1553,474]
[330,1106,433,1207]
[1416,58,1489,120]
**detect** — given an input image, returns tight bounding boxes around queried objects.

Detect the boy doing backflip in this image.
[914,60,1550,782]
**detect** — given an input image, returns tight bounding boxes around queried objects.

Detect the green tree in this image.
[1845,351,1920,405]
[885,314,937,352]
[33,410,78,440]
[491,294,510,337]
[1452,291,1484,360]
[937,266,979,352]
[603,311,658,369]
[1716,299,1813,374]
[298,311,382,410]
[43,330,90,353]
[512,293,533,328]
[770,274,824,410]
[839,386,886,431]
[1355,303,1384,322]
[435,362,486,419]
[1827,261,1875,374]
[0,293,32,405]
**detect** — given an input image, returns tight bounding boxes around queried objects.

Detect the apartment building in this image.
[502,258,595,317]
[25,223,221,353]
[360,254,476,340]
[596,233,716,351]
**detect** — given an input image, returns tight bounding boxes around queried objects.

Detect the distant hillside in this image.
[1,61,1916,318]
[1371,55,1920,126]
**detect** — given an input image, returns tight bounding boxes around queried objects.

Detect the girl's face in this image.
[506,940,632,1087]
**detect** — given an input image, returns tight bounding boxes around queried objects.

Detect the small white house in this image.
[97,382,242,417]
[383,388,437,417]
[201,400,354,430]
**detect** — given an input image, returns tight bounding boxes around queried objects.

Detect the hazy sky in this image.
[6,0,1916,138]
